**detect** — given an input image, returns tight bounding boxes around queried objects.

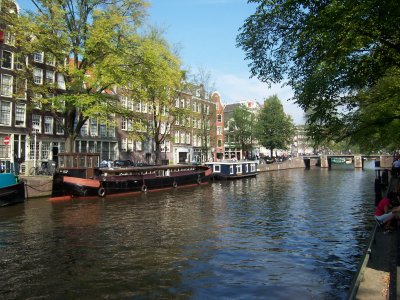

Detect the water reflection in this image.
[0,163,376,299]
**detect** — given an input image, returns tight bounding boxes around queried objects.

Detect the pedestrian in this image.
[392,157,400,177]
[375,192,400,229]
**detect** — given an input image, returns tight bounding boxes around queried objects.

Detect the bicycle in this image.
[29,163,54,176]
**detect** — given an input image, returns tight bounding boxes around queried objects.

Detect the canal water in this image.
[0,162,377,299]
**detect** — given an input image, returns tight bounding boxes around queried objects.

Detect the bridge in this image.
[302,154,393,169]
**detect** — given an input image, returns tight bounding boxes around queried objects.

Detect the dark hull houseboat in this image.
[51,153,212,200]
[0,173,25,207]
[205,161,258,180]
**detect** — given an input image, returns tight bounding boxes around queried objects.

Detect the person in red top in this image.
[375,192,400,227]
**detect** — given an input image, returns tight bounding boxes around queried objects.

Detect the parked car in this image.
[113,160,134,168]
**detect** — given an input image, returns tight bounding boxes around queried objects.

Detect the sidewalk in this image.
[355,176,399,299]
[355,228,398,299]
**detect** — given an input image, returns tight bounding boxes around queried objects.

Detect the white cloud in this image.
[213,72,305,124]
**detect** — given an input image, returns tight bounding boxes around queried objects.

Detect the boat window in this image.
[230,165,234,174]
[246,164,249,172]
[79,157,85,168]
[59,156,65,168]
[236,165,242,173]
[214,165,220,173]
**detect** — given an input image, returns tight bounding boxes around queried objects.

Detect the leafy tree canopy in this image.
[237,0,400,152]
[256,95,295,155]
[4,0,149,151]
[229,105,256,158]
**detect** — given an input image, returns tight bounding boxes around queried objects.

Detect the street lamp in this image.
[32,125,39,169]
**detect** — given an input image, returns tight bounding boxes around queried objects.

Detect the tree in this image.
[237,0,400,151]
[229,105,256,159]
[126,29,184,165]
[5,0,148,151]
[256,95,295,157]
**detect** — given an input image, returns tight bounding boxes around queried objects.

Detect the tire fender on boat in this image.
[173,181,177,188]
[141,185,147,192]
[197,176,201,184]
[98,187,106,197]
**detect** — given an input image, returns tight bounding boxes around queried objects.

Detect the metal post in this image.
[34,131,37,169]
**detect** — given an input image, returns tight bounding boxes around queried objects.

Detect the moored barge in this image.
[205,160,258,180]
[51,153,212,200]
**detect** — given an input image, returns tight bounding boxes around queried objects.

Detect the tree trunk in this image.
[155,141,161,165]
[65,135,75,153]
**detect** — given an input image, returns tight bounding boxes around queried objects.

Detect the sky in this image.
[16,0,305,124]
[147,0,305,124]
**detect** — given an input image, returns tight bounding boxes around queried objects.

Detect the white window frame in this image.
[33,52,44,63]
[1,50,13,69]
[15,103,26,127]
[45,70,55,83]
[32,114,42,133]
[0,100,12,126]
[1,74,13,97]
[57,74,66,90]
[56,117,65,135]
[33,68,43,85]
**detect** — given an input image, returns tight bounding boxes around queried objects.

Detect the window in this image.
[45,70,55,83]
[33,52,43,63]
[121,138,127,152]
[161,140,170,152]
[175,98,179,108]
[32,93,43,109]
[127,139,134,151]
[4,32,15,45]
[15,78,26,99]
[33,68,43,84]
[107,122,115,137]
[56,117,64,135]
[217,114,222,122]
[229,165,234,174]
[217,126,222,135]
[15,103,26,126]
[14,54,26,70]
[80,120,88,136]
[213,165,221,173]
[121,117,127,130]
[175,131,179,143]
[57,74,65,90]
[236,165,242,174]
[186,132,191,144]
[41,141,50,159]
[0,101,11,125]
[1,74,13,97]
[29,141,39,160]
[90,118,98,136]
[44,116,53,134]
[32,114,41,133]
[136,141,142,151]
[1,50,12,69]
[136,100,141,112]
[99,123,107,137]
[45,53,55,66]
[180,132,185,144]
[217,139,222,147]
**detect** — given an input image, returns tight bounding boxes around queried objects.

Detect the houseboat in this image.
[0,171,25,207]
[205,160,258,180]
[51,153,212,200]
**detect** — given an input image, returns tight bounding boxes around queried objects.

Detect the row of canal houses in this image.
[0,0,310,175]
[0,0,229,175]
